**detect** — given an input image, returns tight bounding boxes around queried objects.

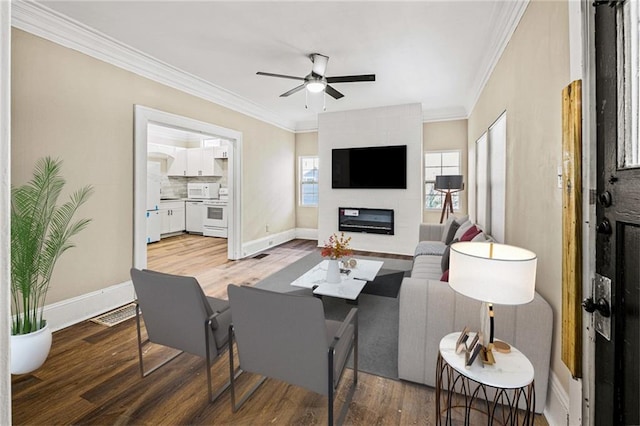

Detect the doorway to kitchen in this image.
[133,105,242,269]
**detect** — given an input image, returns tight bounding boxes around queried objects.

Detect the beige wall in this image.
[295,131,319,229]
[467,0,571,393]
[423,119,469,223]
[11,29,295,304]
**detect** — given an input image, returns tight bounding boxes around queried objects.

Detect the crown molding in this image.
[466,0,530,115]
[11,0,528,134]
[294,120,320,133]
[11,0,297,132]
[422,106,468,123]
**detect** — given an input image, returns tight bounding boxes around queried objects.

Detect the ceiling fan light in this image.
[306,80,326,93]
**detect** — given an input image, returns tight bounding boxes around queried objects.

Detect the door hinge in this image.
[589,189,597,205]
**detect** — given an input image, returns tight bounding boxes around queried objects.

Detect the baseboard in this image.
[44,229,305,330]
[295,228,318,240]
[544,370,570,426]
[241,229,297,258]
[43,281,136,332]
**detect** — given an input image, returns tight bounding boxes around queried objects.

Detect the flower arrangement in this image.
[321,232,353,259]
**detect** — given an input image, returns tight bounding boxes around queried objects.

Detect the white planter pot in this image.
[10,322,52,375]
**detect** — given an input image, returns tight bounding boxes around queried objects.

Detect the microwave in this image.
[187,182,220,199]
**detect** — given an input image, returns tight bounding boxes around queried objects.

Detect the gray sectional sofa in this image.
[398,217,553,413]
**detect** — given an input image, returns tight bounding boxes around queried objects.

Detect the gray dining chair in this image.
[227,284,358,426]
[130,268,233,402]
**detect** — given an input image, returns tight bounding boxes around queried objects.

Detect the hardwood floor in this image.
[11,235,548,425]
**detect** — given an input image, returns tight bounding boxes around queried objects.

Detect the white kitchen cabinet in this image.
[186,147,222,177]
[160,201,185,236]
[186,148,202,176]
[214,146,229,159]
[167,147,187,176]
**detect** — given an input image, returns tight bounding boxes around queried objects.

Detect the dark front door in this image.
[594,1,640,424]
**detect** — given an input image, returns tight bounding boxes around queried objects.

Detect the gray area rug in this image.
[254,251,413,379]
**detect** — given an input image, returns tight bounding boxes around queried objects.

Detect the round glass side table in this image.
[435,332,536,425]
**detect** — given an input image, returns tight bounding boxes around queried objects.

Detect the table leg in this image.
[437,356,536,425]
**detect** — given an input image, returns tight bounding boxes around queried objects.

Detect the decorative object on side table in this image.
[448,241,537,365]
[321,232,353,283]
[341,258,357,269]
[11,157,94,374]
[434,175,464,223]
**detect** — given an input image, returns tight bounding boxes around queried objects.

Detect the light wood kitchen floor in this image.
[11,234,548,425]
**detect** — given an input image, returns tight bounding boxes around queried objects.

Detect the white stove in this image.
[203,198,228,238]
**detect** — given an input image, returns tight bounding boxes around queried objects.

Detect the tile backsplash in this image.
[161,175,227,199]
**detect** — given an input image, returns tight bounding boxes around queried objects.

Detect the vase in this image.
[326,258,342,283]
[10,321,52,375]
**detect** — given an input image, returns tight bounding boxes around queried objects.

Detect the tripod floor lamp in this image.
[435,175,464,223]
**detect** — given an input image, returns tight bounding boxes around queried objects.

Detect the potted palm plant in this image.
[11,157,93,374]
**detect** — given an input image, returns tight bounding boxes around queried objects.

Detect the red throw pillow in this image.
[440,269,449,282]
[460,225,482,242]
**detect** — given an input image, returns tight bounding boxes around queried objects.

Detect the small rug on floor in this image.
[254,251,412,380]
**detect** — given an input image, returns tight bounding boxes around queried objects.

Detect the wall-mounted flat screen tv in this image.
[332,145,407,189]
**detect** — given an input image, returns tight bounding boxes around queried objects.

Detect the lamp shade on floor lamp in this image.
[435,175,464,223]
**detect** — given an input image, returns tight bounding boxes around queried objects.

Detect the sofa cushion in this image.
[415,241,447,257]
[443,221,460,245]
[440,215,468,243]
[440,216,457,243]
[411,255,443,280]
[460,225,482,242]
[441,238,458,272]
[453,220,474,241]
[471,232,488,242]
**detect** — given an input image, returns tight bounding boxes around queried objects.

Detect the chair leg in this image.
[204,319,240,403]
[136,303,182,378]
[136,303,144,377]
[228,324,266,413]
[205,347,238,403]
[354,314,358,385]
[328,349,334,426]
[328,321,359,426]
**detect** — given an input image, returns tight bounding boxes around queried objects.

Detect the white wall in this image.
[317,103,423,255]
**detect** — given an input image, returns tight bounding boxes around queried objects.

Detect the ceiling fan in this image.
[256,53,375,100]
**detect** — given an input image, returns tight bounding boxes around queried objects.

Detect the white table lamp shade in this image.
[448,242,537,305]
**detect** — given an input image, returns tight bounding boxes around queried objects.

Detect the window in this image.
[619,0,640,168]
[299,156,319,206]
[424,151,461,210]
[472,112,506,243]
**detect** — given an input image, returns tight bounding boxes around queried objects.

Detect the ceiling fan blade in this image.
[326,74,376,84]
[325,85,344,100]
[257,71,305,81]
[279,84,306,97]
[310,53,329,76]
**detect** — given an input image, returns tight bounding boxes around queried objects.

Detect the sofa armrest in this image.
[398,277,457,385]
[419,223,445,242]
